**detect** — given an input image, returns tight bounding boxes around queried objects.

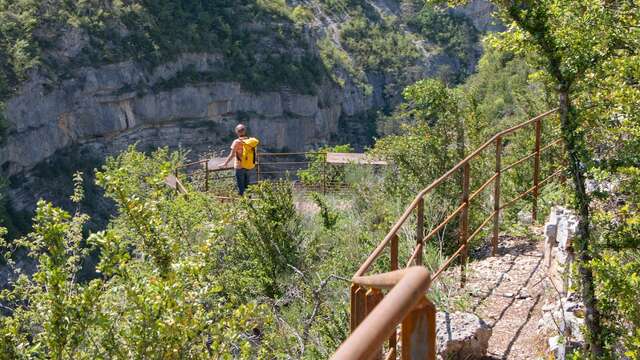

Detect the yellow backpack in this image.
[239,137,259,169]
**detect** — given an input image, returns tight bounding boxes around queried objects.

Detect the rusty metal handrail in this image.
[354,108,560,278]
[337,109,565,359]
[333,267,434,360]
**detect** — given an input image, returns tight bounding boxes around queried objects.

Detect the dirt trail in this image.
[446,233,549,359]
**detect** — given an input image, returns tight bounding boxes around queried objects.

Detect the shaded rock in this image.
[517,210,533,225]
[436,311,492,360]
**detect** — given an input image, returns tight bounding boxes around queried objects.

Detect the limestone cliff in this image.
[0,0,499,229]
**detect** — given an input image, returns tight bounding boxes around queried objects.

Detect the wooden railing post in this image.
[493,136,502,256]
[416,198,424,266]
[460,162,470,287]
[401,296,436,360]
[532,119,542,223]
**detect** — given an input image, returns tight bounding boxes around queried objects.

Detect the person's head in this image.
[235,124,246,137]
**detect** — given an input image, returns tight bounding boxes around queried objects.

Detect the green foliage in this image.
[340,11,421,99]
[460,0,640,356]
[317,35,369,92]
[0,147,291,358]
[298,144,353,187]
[374,79,464,197]
[372,79,470,252]
[373,48,562,252]
[234,180,302,298]
[591,251,640,359]
[3,137,403,359]
[311,193,339,230]
[110,0,324,94]
[408,3,479,79]
[319,0,371,16]
[591,167,640,357]
[0,0,325,99]
[292,5,314,24]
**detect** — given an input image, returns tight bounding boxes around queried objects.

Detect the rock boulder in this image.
[436,311,492,360]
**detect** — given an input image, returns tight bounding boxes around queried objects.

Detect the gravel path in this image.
[445,234,549,359]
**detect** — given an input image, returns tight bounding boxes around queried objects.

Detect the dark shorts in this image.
[235,168,253,195]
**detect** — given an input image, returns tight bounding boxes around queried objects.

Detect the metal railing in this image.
[332,267,435,360]
[335,109,565,359]
[168,151,372,196]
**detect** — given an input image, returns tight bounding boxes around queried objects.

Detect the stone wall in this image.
[539,206,585,358]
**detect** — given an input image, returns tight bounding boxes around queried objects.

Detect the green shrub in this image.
[311,193,339,230]
[298,144,353,187]
[234,180,303,298]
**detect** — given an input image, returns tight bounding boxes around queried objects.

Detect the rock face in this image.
[436,311,492,359]
[0,52,372,214]
[539,207,586,358]
[1,53,367,177]
[0,1,499,222]
[452,0,504,32]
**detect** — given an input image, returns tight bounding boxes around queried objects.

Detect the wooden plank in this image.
[354,286,367,330]
[326,152,388,165]
[207,157,234,171]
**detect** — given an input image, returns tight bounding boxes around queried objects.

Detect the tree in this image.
[437,0,638,356]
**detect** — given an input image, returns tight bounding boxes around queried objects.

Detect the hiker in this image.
[220,124,259,196]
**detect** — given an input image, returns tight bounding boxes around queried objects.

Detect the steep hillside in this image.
[0,0,498,232]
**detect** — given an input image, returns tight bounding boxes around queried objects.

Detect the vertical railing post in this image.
[492,136,502,256]
[365,288,384,360]
[391,234,399,272]
[532,119,542,223]
[389,234,398,356]
[205,161,209,192]
[174,168,179,195]
[257,152,261,182]
[460,162,470,287]
[416,198,424,266]
[350,284,357,332]
[322,152,327,195]
[401,296,436,360]
[350,284,366,332]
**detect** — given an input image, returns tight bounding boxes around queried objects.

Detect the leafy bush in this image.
[0,147,299,358]
[233,180,303,298]
[298,144,353,187]
[311,193,339,230]
[590,167,640,357]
